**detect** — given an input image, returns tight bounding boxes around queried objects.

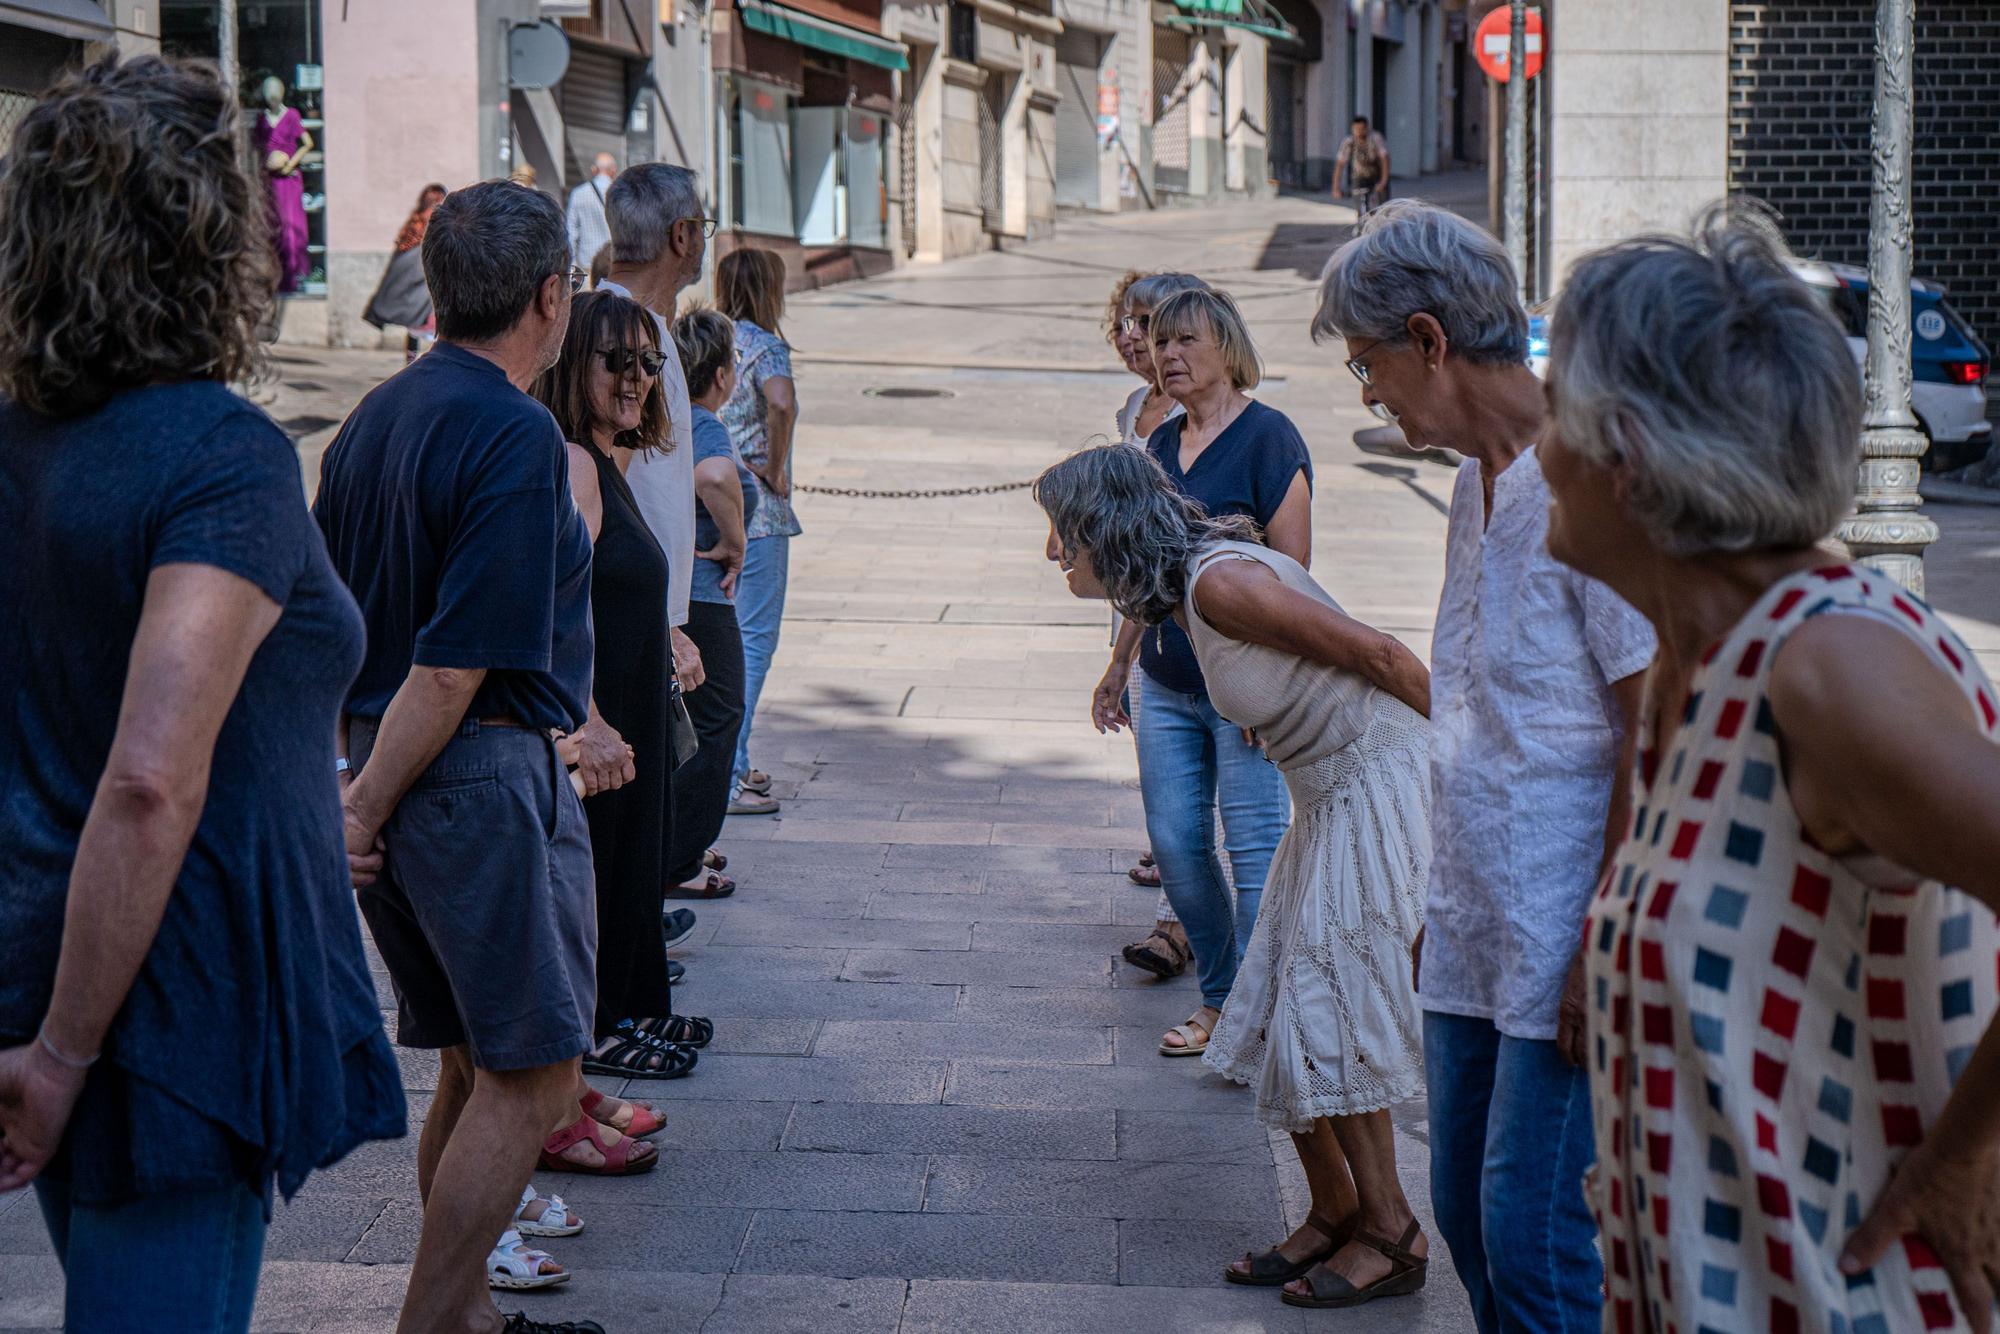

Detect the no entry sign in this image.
[1475,6,1543,82]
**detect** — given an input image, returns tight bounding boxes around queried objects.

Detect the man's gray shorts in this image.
[351,718,596,1071]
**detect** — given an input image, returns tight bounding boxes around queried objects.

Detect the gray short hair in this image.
[423,180,567,343]
[1035,445,1258,625]
[606,162,701,265]
[1151,287,1262,391]
[1125,271,1209,313]
[1312,199,1526,365]
[1550,205,1860,557]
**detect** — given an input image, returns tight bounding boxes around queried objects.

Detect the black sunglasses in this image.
[598,347,666,377]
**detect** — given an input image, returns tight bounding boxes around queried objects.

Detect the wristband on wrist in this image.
[36,1024,98,1070]
[335,756,352,776]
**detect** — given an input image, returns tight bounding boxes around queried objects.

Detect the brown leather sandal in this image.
[1224,1210,1356,1286]
[1280,1220,1427,1308]
[1122,927,1189,979]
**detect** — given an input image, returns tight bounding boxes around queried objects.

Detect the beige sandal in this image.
[1158,1009,1215,1057]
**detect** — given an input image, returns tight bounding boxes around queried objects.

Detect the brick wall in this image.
[1727,4,2000,359]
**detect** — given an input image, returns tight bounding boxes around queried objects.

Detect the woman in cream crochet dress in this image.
[1036,444,1435,1311]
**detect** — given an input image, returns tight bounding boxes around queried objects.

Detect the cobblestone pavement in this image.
[4,180,1998,1333]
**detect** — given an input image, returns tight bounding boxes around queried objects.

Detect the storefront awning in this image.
[1162,0,1299,44]
[738,0,908,71]
[0,0,114,42]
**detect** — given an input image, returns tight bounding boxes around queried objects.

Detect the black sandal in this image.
[581,1026,700,1080]
[1280,1220,1427,1308]
[1122,928,1190,979]
[636,1013,714,1048]
[1224,1210,1353,1286]
[502,1314,607,1334]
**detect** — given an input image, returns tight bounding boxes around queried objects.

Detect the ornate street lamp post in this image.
[1837,0,1935,594]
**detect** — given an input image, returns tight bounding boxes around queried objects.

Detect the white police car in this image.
[1526,262,1991,471]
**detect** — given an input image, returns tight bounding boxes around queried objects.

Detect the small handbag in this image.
[667,680,700,772]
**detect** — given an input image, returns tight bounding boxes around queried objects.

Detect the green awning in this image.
[739,0,909,71]
[1165,0,1298,42]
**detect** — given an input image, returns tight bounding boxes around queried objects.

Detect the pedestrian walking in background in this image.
[1039,445,1434,1311]
[599,164,716,911]
[1316,199,1649,1331]
[1332,116,1390,218]
[532,288,709,1099]
[314,179,609,1334]
[566,150,617,273]
[363,181,447,364]
[1104,270,1203,978]
[668,306,759,895]
[0,55,404,1333]
[1550,208,2000,1334]
[717,246,801,817]
[1100,286,1305,1062]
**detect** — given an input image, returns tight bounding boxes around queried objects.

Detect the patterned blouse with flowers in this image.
[721,318,803,541]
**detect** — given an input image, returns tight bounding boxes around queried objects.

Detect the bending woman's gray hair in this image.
[1312,199,1526,365]
[1550,203,1860,556]
[1036,445,1259,625]
[1125,271,1209,312]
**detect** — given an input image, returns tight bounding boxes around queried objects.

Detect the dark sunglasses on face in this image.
[599,347,666,377]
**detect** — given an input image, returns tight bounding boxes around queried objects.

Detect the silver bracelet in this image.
[36,1025,98,1070]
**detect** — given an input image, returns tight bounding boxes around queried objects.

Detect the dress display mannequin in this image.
[249,75,313,292]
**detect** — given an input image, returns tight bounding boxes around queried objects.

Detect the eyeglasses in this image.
[567,267,589,294]
[680,216,720,239]
[1345,338,1391,385]
[598,347,666,377]
[1118,313,1151,336]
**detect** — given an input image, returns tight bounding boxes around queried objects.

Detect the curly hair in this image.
[531,290,672,456]
[0,55,276,418]
[1104,270,1144,343]
[1035,445,1260,625]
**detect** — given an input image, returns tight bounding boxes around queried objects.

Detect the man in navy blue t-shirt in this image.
[314,181,606,1334]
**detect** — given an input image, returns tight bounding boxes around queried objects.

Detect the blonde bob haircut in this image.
[1148,287,1262,391]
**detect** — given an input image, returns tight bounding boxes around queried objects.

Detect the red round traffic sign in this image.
[1475,7,1543,82]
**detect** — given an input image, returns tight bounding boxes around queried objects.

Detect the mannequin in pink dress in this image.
[250,76,312,292]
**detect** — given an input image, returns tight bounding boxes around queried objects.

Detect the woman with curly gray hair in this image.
[1038,444,1436,1311]
[1546,208,2000,1333]
[0,55,404,1332]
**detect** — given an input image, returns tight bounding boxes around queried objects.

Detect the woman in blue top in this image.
[1094,287,1309,1060]
[0,57,404,1332]
[668,307,761,894]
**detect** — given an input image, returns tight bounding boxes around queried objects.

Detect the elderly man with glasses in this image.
[1312,200,1654,1333]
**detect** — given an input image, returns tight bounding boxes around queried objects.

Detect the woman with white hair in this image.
[1544,208,2000,1332]
[1038,444,1435,1310]
[1315,198,1653,1330]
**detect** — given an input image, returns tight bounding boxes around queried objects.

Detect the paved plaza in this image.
[5,184,2000,1333]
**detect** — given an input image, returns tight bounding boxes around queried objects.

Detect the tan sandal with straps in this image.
[1158,1008,1216,1057]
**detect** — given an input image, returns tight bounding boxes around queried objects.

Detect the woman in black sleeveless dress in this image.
[532,293,711,1108]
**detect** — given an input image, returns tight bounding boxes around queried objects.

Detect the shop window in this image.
[844,109,886,250]
[727,76,796,238]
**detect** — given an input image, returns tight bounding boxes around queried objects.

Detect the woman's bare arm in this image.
[1262,470,1313,570]
[761,375,798,499]
[1192,558,1429,717]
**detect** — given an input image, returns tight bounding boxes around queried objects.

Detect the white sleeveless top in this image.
[1180,540,1378,771]
[1117,384,1184,447]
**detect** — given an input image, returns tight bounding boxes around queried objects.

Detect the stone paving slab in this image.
[736,1209,1120,1284]
[781,1103,1117,1161]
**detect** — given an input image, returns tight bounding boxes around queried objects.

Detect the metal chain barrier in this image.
[792,478,1039,499]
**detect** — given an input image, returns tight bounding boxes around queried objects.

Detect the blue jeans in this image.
[731,532,790,792]
[1423,1011,1602,1334]
[34,1176,267,1332]
[1132,670,1289,1009]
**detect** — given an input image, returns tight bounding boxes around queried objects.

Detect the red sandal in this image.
[538,1114,659,1175]
[579,1087,667,1139]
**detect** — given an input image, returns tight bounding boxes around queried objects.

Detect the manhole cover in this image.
[280,414,341,436]
[863,386,955,399]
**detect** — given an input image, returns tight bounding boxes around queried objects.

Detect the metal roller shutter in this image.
[1152,28,1191,195]
[560,45,631,184]
[1054,28,1102,209]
